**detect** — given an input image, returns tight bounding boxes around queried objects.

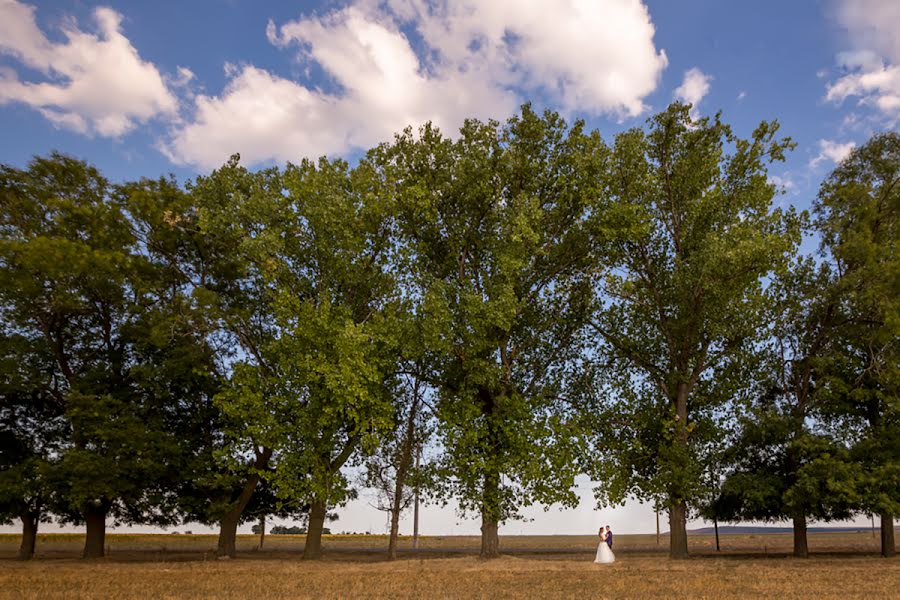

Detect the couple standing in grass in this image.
[594,525,615,564]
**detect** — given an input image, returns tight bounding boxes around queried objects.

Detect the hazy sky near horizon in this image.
[1,0,898,536]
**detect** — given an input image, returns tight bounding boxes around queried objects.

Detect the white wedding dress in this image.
[594,533,615,564]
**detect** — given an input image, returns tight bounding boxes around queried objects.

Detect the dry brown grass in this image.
[1,533,898,599]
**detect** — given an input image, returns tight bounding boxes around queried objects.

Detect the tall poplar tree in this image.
[385,106,604,558]
[585,104,800,558]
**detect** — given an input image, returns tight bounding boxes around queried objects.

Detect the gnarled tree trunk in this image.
[881,511,895,558]
[303,500,327,560]
[18,512,38,560]
[216,448,272,558]
[83,505,107,558]
[792,512,808,558]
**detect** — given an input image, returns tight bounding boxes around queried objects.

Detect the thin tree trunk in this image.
[714,518,720,552]
[216,448,271,558]
[669,500,689,559]
[655,503,660,546]
[18,513,38,560]
[83,506,107,558]
[413,446,420,551]
[792,512,808,558]
[881,511,895,558]
[258,515,265,550]
[303,500,327,560]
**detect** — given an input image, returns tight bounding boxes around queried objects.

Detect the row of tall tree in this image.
[1,104,896,561]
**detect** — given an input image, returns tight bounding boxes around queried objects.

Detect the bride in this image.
[594,526,615,564]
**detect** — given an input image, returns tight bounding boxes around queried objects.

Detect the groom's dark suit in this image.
[606,530,613,548]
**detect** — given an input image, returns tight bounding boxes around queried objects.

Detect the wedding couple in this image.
[594,525,615,564]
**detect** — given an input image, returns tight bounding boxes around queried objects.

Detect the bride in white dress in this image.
[594,527,615,564]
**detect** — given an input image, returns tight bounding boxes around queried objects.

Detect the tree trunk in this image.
[669,499,689,559]
[792,512,808,558]
[480,517,500,559]
[83,506,107,558]
[216,448,272,558]
[881,511,895,558]
[480,468,501,559]
[412,445,420,551]
[258,515,265,550]
[387,506,401,560]
[714,518,720,552]
[18,513,38,560]
[303,500,327,560]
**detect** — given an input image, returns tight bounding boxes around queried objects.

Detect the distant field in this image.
[1,533,897,599]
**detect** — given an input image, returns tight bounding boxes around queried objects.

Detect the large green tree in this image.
[0,333,63,560]
[192,154,401,559]
[385,106,603,558]
[0,154,194,557]
[585,104,800,558]
[815,132,899,557]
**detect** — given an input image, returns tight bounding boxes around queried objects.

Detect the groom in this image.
[605,525,613,548]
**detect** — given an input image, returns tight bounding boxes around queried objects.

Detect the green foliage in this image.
[383,105,604,527]
[584,104,800,526]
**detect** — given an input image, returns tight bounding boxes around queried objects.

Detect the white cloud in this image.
[768,174,795,192]
[0,1,179,137]
[809,139,856,169]
[165,0,668,169]
[673,67,711,115]
[737,90,747,101]
[826,0,900,121]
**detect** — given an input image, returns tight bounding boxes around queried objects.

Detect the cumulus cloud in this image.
[809,139,856,169]
[826,0,900,121]
[165,0,668,169]
[0,1,179,137]
[673,67,711,115]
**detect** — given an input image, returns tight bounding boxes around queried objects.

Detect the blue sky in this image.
[1,0,897,535]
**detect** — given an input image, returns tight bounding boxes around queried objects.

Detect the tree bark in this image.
[258,515,265,550]
[669,500,689,559]
[714,518,720,552]
[303,500,327,560]
[480,517,500,559]
[387,505,401,560]
[83,506,107,558]
[792,512,808,558]
[18,513,38,560]
[216,448,272,558]
[480,468,501,559]
[881,511,895,558]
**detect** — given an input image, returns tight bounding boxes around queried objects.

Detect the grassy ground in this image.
[1,533,898,599]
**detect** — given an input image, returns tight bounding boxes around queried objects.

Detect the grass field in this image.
[1,532,898,599]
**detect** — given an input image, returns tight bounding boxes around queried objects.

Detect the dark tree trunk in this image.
[303,500,327,560]
[668,382,690,560]
[480,518,500,559]
[216,448,272,558]
[714,518,720,552]
[669,500,689,559]
[480,470,501,559]
[792,512,808,558]
[18,513,38,560]
[881,511,895,558]
[83,506,107,558]
[258,515,265,550]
